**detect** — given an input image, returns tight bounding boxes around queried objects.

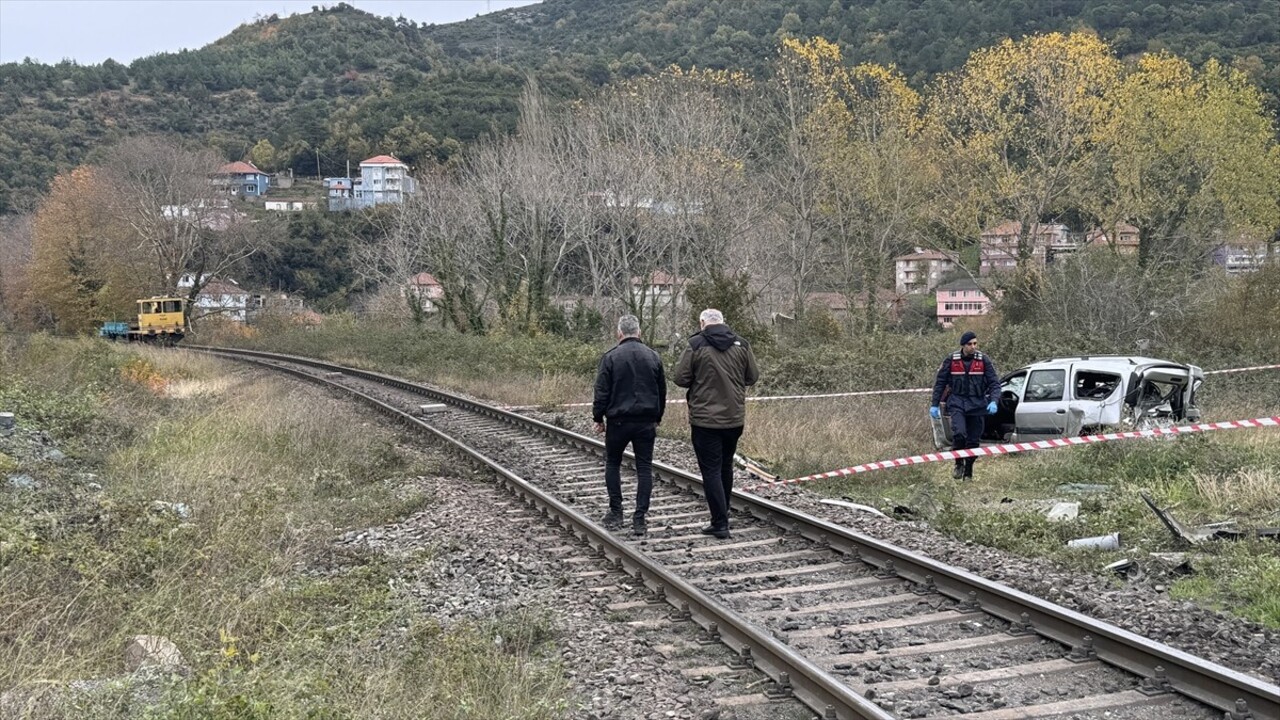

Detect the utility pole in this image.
[315,149,321,179]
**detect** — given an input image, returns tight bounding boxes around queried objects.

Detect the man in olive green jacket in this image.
[674,308,759,539]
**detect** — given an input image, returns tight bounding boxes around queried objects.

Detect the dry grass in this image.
[739,395,931,478]
[1193,467,1280,517]
[206,321,1280,626]
[436,370,591,408]
[0,340,570,718]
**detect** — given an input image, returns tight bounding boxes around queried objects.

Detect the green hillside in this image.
[0,0,1276,214]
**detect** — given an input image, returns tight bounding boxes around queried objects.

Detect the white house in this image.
[178,275,261,323]
[264,200,317,212]
[404,272,444,312]
[629,270,686,311]
[893,249,957,294]
[326,155,417,211]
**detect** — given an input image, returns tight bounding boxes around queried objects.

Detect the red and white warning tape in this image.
[741,415,1280,492]
[1205,363,1280,375]
[505,362,1280,411]
[506,387,931,410]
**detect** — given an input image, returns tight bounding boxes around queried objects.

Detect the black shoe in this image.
[963,473,973,481]
[700,525,731,539]
[631,516,647,536]
[601,510,623,530]
[952,465,965,479]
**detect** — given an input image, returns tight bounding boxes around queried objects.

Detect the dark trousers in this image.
[604,420,657,518]
[690,425,743,530]
[951,411,985,475]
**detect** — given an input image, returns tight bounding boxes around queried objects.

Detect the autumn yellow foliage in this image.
[29,167,150,333]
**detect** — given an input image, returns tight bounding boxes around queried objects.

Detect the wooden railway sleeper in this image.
[199,346,1274,720]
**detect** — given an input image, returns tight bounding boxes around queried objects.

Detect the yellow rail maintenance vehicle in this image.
[99,297,189,345]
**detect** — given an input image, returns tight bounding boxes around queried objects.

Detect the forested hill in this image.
[1,0,1276,214]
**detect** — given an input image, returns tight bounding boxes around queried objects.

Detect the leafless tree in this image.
[753,56,830,321]
[461,82,591,335]
[100,136,271,314]
[360,168,492,333]
[573,70,769,338]
[0,213,34,326]
[1017,249,1219,351]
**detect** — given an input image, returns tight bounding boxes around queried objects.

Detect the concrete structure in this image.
[894,249,957,294]
[211,161,269,197]
[1085,222,1140,254]
[1212,243,1270,276]
[629,270,686,311]
[328,155,417,210]
[264,200,317,212]
[179,274,261,323]
[405,272,445,312]
[980,220,1143,272]
[935,278,993,328]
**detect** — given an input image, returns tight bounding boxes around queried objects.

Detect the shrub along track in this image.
[191,346,1279,720]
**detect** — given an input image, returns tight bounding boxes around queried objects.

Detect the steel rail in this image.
[197,348,893,720]
[193,346,1280,720]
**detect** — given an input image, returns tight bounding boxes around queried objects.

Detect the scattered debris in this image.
[1057,483,1112,495]
[6,474,38,490]
[1066,532,1121,551]
[819,498,889,519]
[150,501,192,520]
[418,403,447,414]
[1149,552,1197,575]
[1045,501,1080,522]
[123,635,187,674]
[1140,492,1280,544]
[734,453,777,482]
[0,412,14,437]
[1104,558,1137,577]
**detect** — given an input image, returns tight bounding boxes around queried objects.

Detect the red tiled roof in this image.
[894,249,954,262]
[630,270,685,287]
[361,155,405,166]
[199,280,249,297]
[217,161,264,175]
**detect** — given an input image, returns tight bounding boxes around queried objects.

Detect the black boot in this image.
[952,463,965,479]
[631,515,647,536]
[600,510,623,530]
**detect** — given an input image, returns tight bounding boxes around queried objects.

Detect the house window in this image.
[244,184,255,193]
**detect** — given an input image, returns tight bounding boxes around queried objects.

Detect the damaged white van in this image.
[937,356,1204,447]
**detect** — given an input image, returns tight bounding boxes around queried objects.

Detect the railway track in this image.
[190,345,1280,720]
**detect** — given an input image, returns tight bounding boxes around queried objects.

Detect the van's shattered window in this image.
[1024,369,1065,402]
[1074,371,1120,400]
[1002,372,1027,397]
[1138,380,1178,408]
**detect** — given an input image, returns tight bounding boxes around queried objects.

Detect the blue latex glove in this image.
[986,401,998,415]
[929,406,941,419]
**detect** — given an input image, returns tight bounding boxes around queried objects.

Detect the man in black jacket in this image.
[674,308,759,539]
[593,314,666,536]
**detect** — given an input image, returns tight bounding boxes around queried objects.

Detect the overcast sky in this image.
[0,0,539,65]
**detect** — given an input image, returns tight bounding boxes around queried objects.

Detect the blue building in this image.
[326,155,417,211]
[213,161,270,197]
